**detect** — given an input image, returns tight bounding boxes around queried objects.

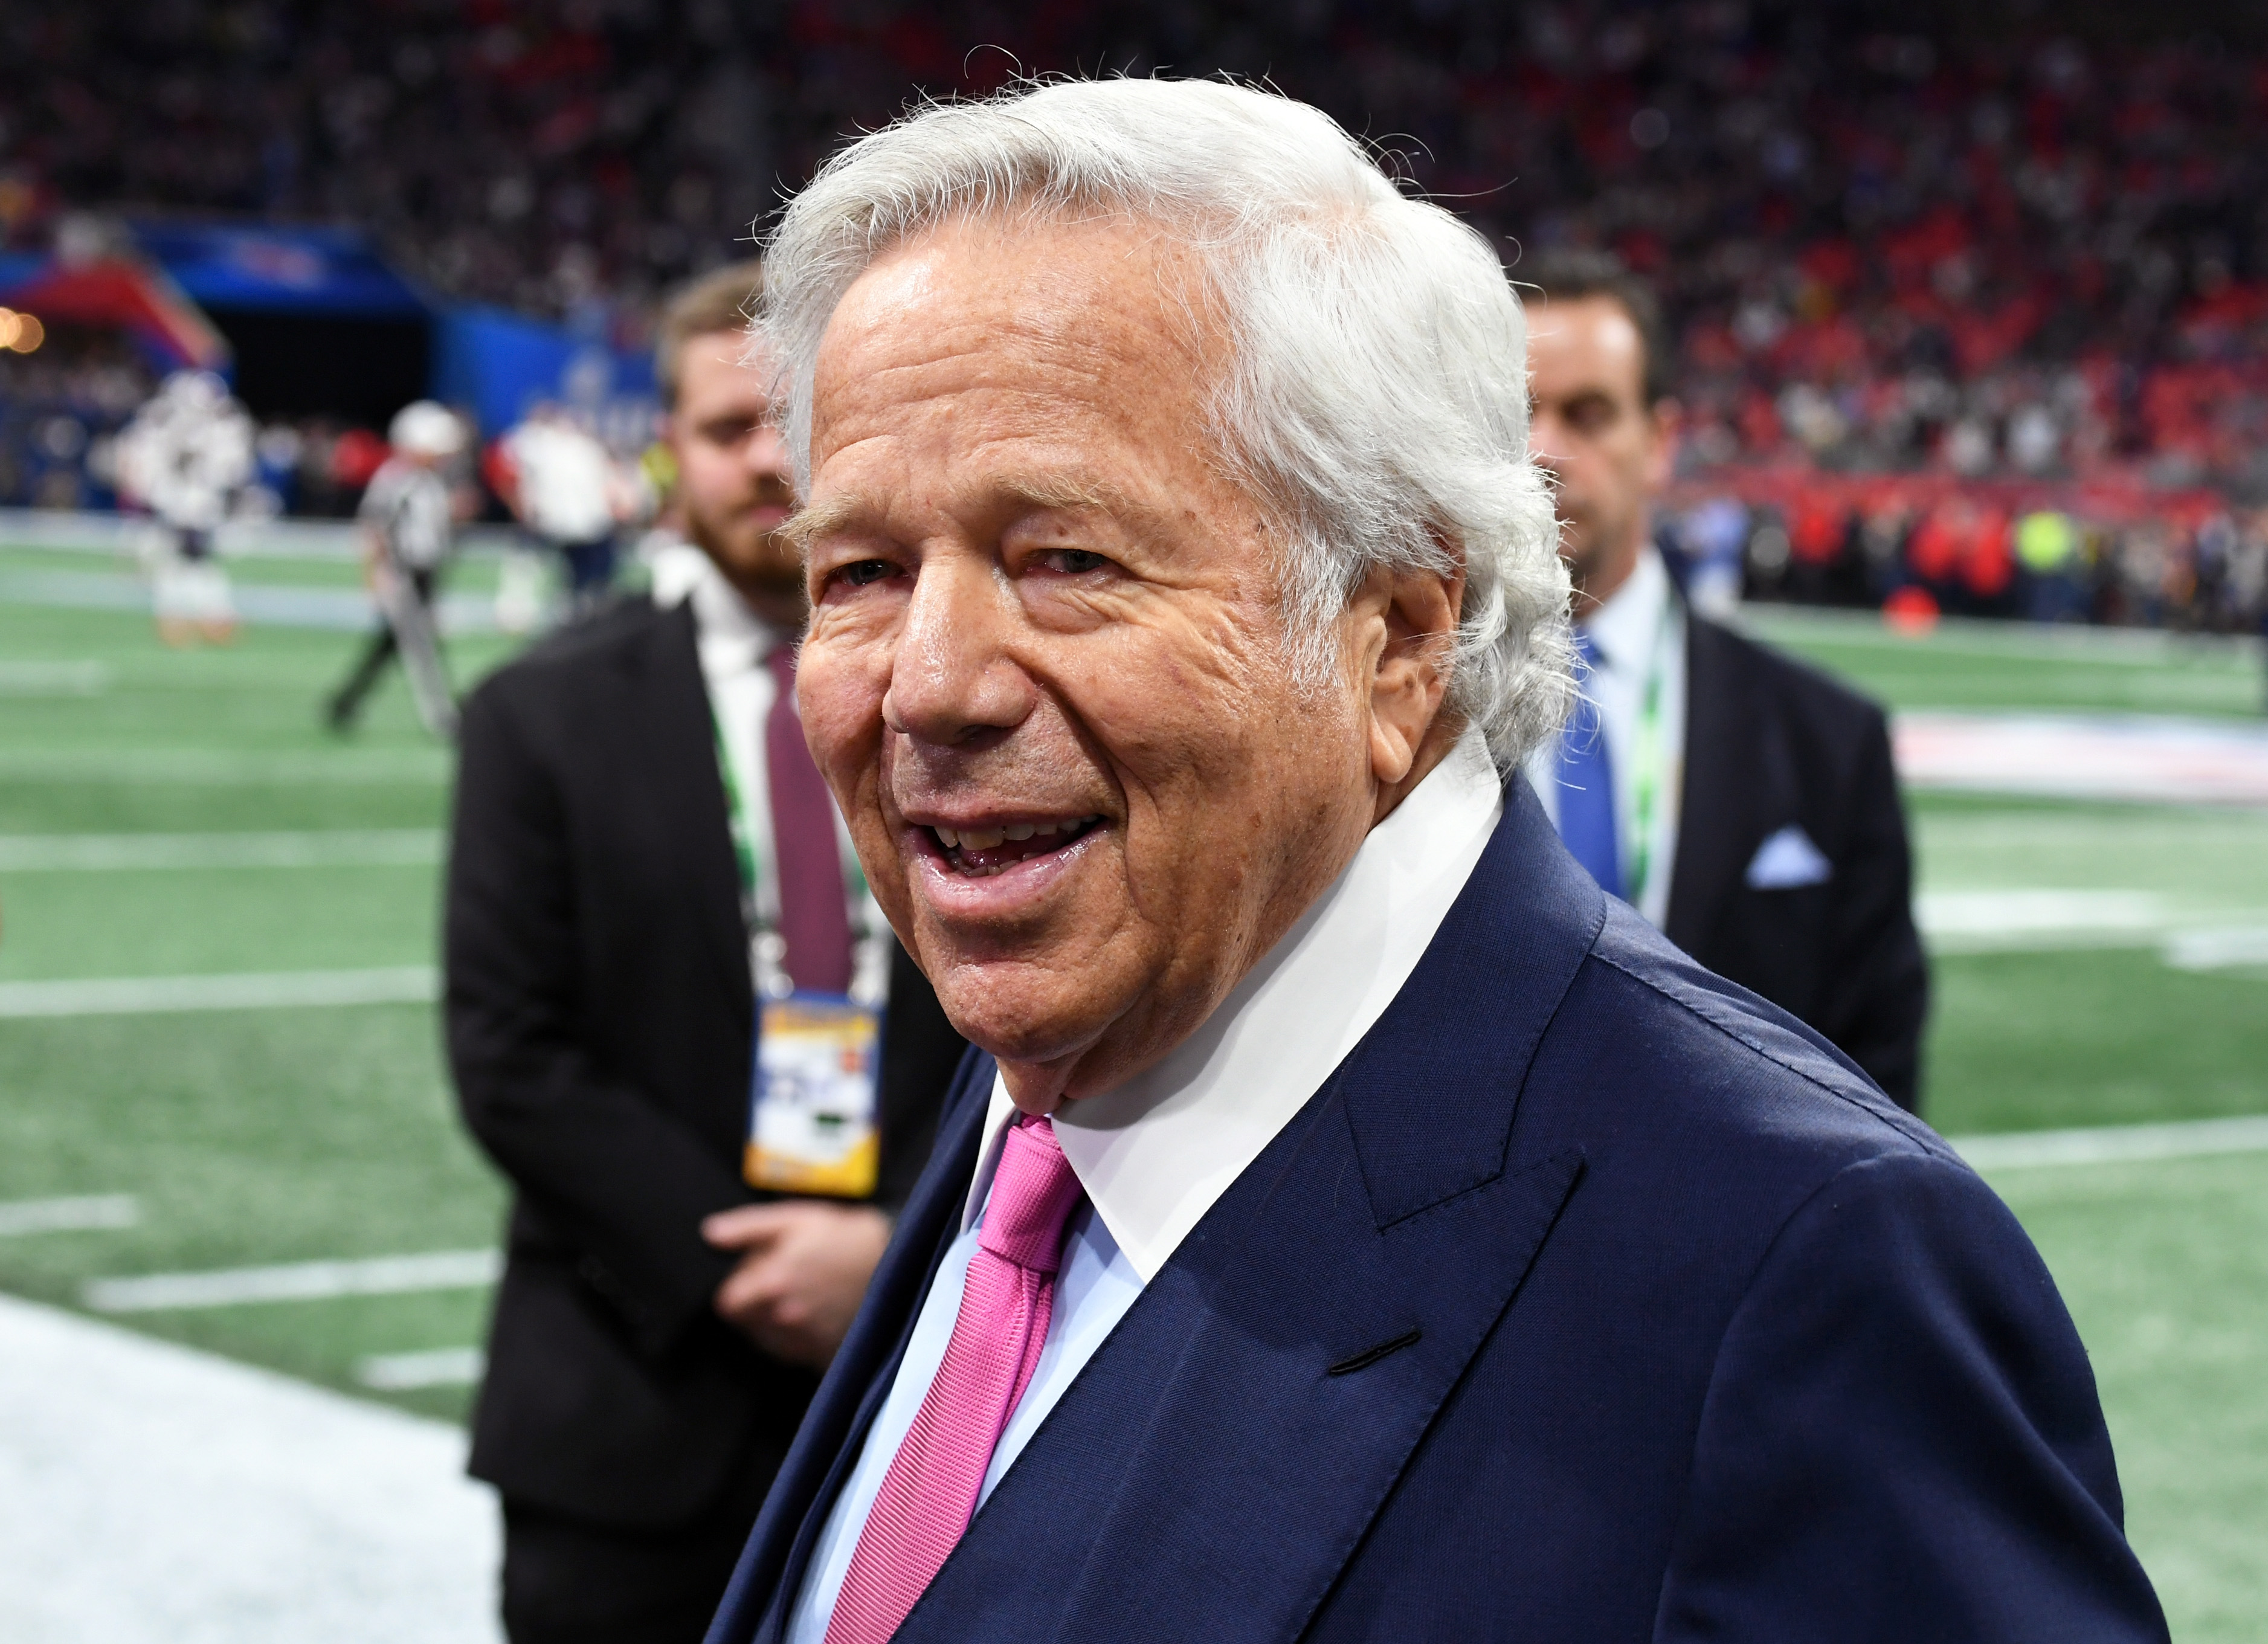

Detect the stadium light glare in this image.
[9,311,42,352]
[0,308,18,349]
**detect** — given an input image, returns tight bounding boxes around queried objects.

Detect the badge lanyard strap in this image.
[710,712,762,923]
[1622,591,1675,912]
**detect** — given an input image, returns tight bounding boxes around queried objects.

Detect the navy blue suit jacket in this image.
[707,778,2165,1642]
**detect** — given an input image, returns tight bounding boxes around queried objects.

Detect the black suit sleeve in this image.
[445,678,748,1358]
[1654,1150,2165,1642]
[1816,707,1930,1108]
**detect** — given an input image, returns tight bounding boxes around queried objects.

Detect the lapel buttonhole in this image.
[1327,1327,1423,1377]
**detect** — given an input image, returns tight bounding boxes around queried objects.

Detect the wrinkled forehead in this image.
[805,213,1225,478]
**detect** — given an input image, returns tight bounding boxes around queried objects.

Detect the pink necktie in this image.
[765,643,854,994]
[824,1115,1086,1644]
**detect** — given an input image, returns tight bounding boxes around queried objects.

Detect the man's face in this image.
[666,332,799,601]
[1525,295,1674,601]
[793,216,1437,1112]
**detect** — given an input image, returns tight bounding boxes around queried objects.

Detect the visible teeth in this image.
[935,814,1104,869]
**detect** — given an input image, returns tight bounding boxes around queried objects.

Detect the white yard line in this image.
[0,568,501,634]
[0,1292,499,1644]
[0,967,437,1019]
[1951,1114,2268,1172]
[1913,889,2268,965]
[357,1347,487,1391]
[0,749,448,785]
[85,1250,501,1314]
[0,660,108,696]
[0,1194,138,1237]
[0,831,441,871]
[2163,927,2268,972]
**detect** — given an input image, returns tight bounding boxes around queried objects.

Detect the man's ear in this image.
[1362,554,1466,788]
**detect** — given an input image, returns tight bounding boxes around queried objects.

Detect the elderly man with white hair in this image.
[707,79,2163,1644]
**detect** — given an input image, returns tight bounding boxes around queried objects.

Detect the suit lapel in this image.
[894,781,1605,1644]
[1664,611,1758,954]
[626,598,753,1013]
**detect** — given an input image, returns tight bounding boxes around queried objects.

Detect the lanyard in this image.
[709,700,880,1001]
[711,712,762,924]
[1624,622,1668,910]
[1616,586,1677,912]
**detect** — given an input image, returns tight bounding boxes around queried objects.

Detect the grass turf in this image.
[0,581,2262,1633]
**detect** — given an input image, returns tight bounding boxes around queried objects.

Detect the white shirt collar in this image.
[649,538,782,668]
[962,724,1505,1280]
[1577,543,1670,676]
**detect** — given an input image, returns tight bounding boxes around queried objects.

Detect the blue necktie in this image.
[1555,630,1621,899]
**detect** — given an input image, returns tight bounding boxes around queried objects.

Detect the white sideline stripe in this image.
[0,1194,138,1237]
[1893,711,2268,807]
[0,967,437,1019]
[1952,1115,2268,1172]
[0,830,441,871]
[356,1347,486,1391]
[84,1249,501,1314]
[0,1291,499,1643]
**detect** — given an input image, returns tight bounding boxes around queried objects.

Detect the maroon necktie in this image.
[765,643,855,994]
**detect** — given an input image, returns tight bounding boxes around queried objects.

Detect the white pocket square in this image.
[1745,825,1832,890]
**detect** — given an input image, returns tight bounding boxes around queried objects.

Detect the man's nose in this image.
[882,554,1036,747]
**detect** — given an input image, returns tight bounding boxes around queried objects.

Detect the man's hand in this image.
[701,1201,893,1370]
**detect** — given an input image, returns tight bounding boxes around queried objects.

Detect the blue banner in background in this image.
[132,223,428,319]
[18,223,659,443]
[431,305,656,440]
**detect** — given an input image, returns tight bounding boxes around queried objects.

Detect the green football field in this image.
[1,549,2264,1638]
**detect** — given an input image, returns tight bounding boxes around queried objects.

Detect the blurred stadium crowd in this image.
[1,2,2266,633]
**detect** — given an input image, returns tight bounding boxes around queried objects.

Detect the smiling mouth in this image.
[927,816,1104,877]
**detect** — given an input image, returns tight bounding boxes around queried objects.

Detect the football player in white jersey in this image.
[115,371,255,645]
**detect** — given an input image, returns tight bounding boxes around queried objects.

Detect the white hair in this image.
[759,76,1573,767]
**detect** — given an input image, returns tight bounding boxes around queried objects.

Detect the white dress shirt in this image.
[650,540,884,996]
[652,538,792,928]
[1524,544,1687,928]
[786,726,1505,1642]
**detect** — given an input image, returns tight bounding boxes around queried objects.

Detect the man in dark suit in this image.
[1522,251,1930,1107]
[706,78,2159,1644]
[445,264,965,1644]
